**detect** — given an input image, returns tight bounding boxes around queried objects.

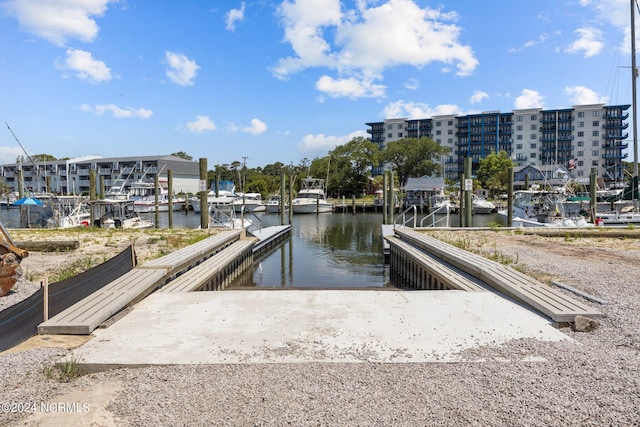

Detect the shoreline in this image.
[1,228,639,426]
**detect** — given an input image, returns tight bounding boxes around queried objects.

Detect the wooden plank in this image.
[385,236,487,292]
[159,240,255,293]
[392,226,604,323]
[38,268,167,335]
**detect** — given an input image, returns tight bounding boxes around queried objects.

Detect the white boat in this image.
[232,192,266,212]
[265,194,286,213]
[497,190,591,227]
[472,194,496,214]
[595,208,640,225]
[291,177,333,214]
[91,199,154,229]
[46,197,91,228]
[130,179,186,213]
[209,204,253,230]
[190,180,237,213]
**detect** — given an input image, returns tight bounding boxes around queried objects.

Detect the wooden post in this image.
[154,174,160,228]
[168,170,174,229]
[382,172,388,224]
[464,157,473,228]
[507,167,514,227]
[590,167,598,223]
[288,171,294,223]
[99,175,105,199]
[42,277,48,321]
[280,173,285,225]
[199,158,208,229]
[352,194,356,214]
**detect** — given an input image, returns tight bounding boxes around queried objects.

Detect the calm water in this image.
[0,206,506,289]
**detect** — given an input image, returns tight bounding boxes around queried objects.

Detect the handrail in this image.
[420,205,451,227]
[393,205,417,228]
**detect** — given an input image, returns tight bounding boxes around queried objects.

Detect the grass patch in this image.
[43,354,84,382]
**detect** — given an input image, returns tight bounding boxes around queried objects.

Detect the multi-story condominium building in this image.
[366,103,630,185]
[0,155,200,196]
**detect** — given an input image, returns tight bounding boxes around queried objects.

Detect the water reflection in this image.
[235,212,390,289]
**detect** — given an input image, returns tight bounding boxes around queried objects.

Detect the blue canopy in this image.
[13,197,44,206]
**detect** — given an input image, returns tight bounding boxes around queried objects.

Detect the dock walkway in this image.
[389,226,604,323]
[38,230,247,335]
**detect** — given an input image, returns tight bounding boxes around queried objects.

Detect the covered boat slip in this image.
[386,226,604,324]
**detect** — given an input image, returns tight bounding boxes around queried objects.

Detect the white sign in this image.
[198,179,207,192]
[464,179,473,191]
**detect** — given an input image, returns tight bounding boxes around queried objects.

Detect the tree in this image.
[32,154,57,162]
[379,137,450,186]
[322,136,379,196]
[171,151,193,161]
[475,150,514,198]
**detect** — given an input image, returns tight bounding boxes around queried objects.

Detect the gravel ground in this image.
[1,229,639,426]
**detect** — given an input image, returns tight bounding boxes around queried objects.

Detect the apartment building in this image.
[0,154,200,196]
[366,103,630,185]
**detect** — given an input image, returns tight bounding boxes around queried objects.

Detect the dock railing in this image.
[420,205,451,227]
[394,205,417,228]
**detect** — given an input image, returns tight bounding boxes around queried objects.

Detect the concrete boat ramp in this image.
[43,226,583,370]
[71,289,569,370]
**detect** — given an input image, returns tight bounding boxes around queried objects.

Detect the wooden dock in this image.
[386,226,604,324]
[37,225,293,335]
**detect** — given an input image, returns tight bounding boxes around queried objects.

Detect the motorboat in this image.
[232,192,266,213]
[497,190,591,227]
[472,194,496,214]
[190,180,237,213]
[209,204,253,230]
[265,194,287,213]
[291,177,333,214]
[130,179,185,213]
[91,199,154,229]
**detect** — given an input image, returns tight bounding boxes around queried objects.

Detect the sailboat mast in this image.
[632,0,639,179]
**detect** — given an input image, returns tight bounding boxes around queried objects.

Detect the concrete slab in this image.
[70,290,572,369]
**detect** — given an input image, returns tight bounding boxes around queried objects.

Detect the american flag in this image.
[568,159,576,169]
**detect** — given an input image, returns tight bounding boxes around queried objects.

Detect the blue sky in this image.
[0,0,637,168]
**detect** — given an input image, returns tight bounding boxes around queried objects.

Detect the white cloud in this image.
[0,146,25,165]
[80,104,153,119]
[164,51,199,86]
[404,78,419,90]
[315,75,385,98]
[298,130,368,153]
[1,0,115,46]
[564,85,608,105]
[565,27,604,58]
[514,89,544,110]
[186,115,217,133]
[273,0,477,99]
[469,90,489,104]
[381,100,460,119]
[226,2,246,31]
[56,49,111,83]
[241,118,267,135]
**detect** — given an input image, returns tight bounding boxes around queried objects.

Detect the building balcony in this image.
[604,133,628,140]
[603,142,629,150]
[603,122,628,129]
[604,111,629,120]
[602,152,628,159]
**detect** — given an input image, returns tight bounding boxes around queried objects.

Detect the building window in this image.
[530,143,536,149]
[436,130,441,135]
[592,150,599,156]
[592,140,599,146]
[530,153,536,158]
[398,124,403,129]
[448,120,453,126]
[530,124,537,130]
[517,125,523,131]
[592,121,599,127]
[578,121,584,127]
[531,134,537,140]
[578,141,584,147]
[517,135,523,140]
[592,160,598,166]
[577,150,584,157]
[388,133,392,138]
[398,132,403,138]
[593,111,600,117]
[531,114,537,120]
[592,130,599,137]
[516,144,523,149]
[436,121,441,126]
[578,111,585,117]
[448,129,453,134]
[577,131,584,137]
